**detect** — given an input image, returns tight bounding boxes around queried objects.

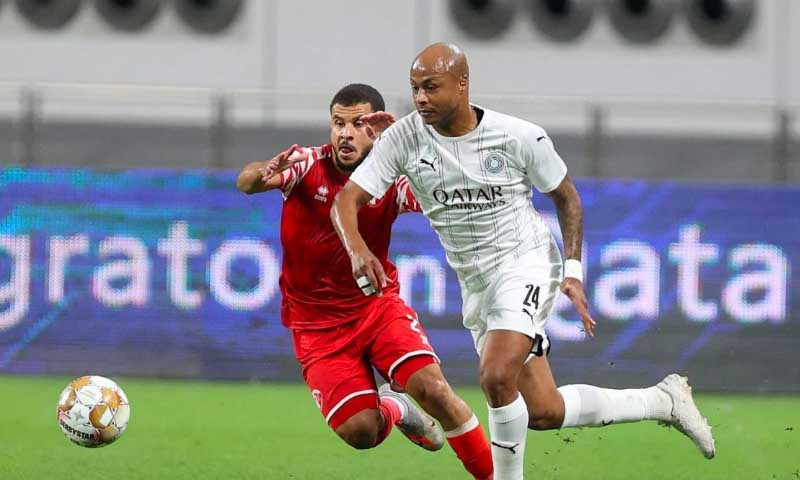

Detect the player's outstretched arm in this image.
[545,175,596,337]
[236,144,306,194]
[331,181,387,295]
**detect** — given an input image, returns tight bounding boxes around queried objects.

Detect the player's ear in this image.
[458,74,468,93]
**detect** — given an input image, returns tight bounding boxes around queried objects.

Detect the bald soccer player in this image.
[331,43,715,479]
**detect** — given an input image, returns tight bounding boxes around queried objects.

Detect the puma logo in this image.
[491,441,520,455]
[522,308,534,321]
[420,157,436,171]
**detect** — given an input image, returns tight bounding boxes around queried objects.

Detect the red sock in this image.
[375,396,403,445]
[446,415,494,480]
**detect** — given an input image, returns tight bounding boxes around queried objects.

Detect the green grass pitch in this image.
[1,375,798,479]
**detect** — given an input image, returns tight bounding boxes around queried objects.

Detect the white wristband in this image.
[563,259,583,283]
[356,275,377,297]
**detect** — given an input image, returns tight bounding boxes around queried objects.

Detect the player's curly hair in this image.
[330,83,385,113]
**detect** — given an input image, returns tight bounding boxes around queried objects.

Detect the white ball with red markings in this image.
[57,376,130,448]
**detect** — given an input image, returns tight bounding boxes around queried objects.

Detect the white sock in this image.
[488,394,528,480]
[558,384,673,428]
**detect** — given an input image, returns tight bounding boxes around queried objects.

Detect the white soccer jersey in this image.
[350,105,567,291]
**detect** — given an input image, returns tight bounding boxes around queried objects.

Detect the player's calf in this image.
[405,370,498,479]
[398,363,494,479]
[527,405,565,431]
[521,386,566,430]
[405,364,469,430]
[334,409,383,450]
[405,374,450,411]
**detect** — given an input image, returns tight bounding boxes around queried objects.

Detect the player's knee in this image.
[335,413,381,450]
[408,376,452,408]
[479,366,517,405]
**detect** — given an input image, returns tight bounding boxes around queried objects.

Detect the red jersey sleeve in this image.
[278,146,317,198]
[395,176,421,214]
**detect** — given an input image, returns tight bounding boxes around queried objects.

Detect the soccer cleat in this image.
[656,374,716,459]
[379,383,444,451]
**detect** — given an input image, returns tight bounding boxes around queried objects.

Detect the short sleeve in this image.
[395,176,421,214]
[349,126,406,199]
[522,127,567,193]
[279,147,316,198]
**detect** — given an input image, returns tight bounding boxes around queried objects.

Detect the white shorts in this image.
[461,240,562,359]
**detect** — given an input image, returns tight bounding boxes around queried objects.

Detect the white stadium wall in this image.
[430,0,772,102]
[0,1,268,89]
[786,1,800,106]
[0,1,795,99]
[0,0,797,139]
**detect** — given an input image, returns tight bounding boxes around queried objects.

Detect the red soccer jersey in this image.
[277,144,420,330]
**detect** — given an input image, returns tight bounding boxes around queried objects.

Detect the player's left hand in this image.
[560,278,596,337]
[360,111,396,140]
[350,246,388,297]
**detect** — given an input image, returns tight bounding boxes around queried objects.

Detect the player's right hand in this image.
[360,111,396,140]
[349,246,388,296]
[259,144,307,182]
[560,278,596,337]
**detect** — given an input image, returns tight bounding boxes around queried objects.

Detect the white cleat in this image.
[379,383,444,451]
[657,374,716,459]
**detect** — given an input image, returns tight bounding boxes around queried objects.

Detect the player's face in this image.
[329,103,375,173]
[410,71,461,126]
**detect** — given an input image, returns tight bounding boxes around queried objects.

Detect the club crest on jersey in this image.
[314,185,329,202]
[484,151,506,174]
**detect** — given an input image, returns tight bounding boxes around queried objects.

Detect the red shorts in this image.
[290,296,438,430]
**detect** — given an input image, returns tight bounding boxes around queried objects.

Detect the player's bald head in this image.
[409,43,472,128]
[411,43,469,81]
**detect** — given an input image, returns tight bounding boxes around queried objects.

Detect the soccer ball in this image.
[57,376,130,448]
